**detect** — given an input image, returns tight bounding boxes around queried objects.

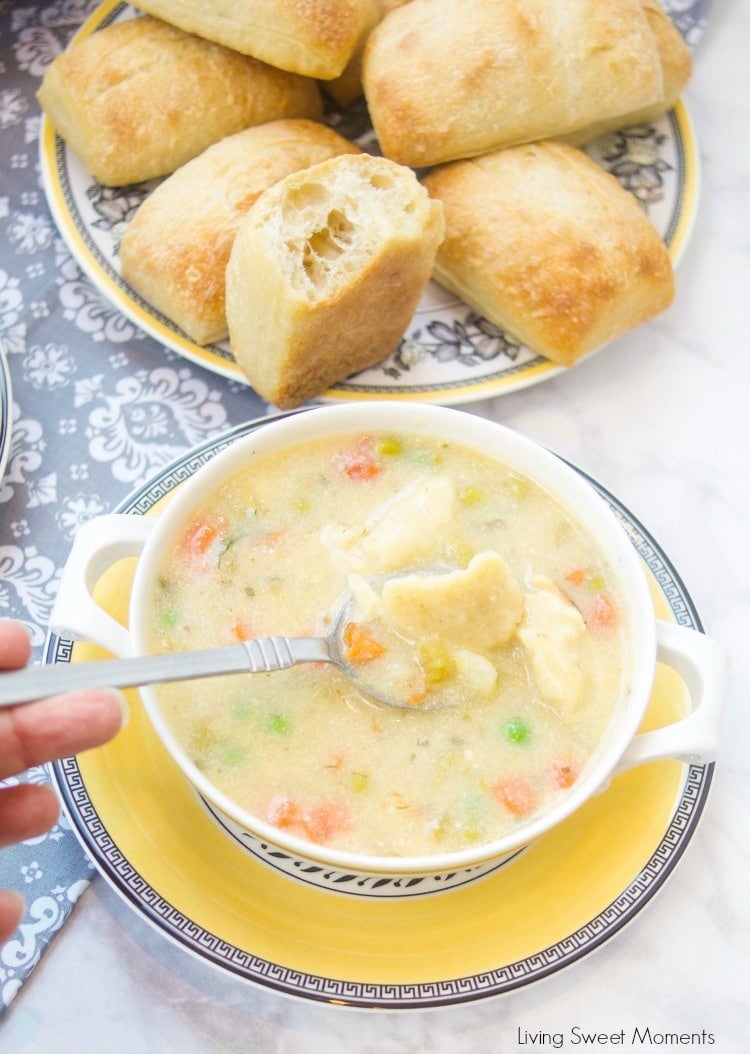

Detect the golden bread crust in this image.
[119,120,359,345]
[37,16,323,185]
[130,0,376,78]
[225,154,445,407]
[564,1,692,144]
[422,141,674,366]
[362,0,667,167]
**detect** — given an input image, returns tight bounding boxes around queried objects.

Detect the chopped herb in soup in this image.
[146,432,628,856]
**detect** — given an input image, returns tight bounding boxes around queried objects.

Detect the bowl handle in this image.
[613,620,728,774]
[50,514,154,658]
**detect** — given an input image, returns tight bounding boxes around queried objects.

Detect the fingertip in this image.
[6,688,131,771]
[0,620,32,669]
[105,687,130,730]
[0,890,26,943]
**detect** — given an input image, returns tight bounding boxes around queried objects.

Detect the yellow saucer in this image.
[51,427,713,1009]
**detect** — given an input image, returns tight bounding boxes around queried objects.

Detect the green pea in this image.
[158,607,179,629]
[266,713,292,736]
[504,718,531,745]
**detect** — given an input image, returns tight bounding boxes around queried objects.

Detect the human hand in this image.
[0,619,127,942]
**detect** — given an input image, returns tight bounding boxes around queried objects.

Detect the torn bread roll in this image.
[225,153,445,408]
[422,141,674,367]
[563,0,692,145]
[362,0,668,167]
[120,120,360,346]
[130,0,376,79]
[36,15,322,186]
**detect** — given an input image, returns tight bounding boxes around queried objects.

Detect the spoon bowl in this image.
[0,590,410,709]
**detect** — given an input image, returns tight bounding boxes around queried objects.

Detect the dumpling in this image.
[517,586,586,716]
[380,550,524,650]
[322,475,456,573]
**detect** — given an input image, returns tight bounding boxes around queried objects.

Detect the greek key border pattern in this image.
[589,482,699,630]
[56,755,710,1008]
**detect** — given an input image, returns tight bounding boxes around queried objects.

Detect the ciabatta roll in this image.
[362,0,667,167]
[226,154,445,407]
[120,120,359,345]
[130,0,376,79]
[422,141,674,366]
[37,15,322,186]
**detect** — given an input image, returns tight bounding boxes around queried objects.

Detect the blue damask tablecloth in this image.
[0,0,272,1008]
[0,0,713,1012]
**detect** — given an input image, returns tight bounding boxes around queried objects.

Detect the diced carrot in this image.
[405,671,429,706]
[267,796,303,829]
[565,567,588,587]
[550,758,580,789]
[230,617,257,641]
[490,776,538,817]
[342,621,386,664]
[266,796,349,844]
[344,455,381,481]
[589,593,619,630]
[303,800,350,843]
[180,519,225,564]
[333,437,382,481]
[256,527,290,549]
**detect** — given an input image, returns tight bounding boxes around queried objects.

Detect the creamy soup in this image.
[146,431,628,857]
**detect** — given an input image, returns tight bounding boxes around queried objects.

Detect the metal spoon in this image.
[0,598,398,709]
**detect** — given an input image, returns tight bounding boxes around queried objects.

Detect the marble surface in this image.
[1,0,748,1050]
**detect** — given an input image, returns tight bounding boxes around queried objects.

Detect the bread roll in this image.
[324,0,411,107]
[130,0,375,79]
[120,120,360,345]
[37,15,322,186]
[564,0,692,145]
[362,0,666,167]
[226,154,445,408]
[422,141,674,367]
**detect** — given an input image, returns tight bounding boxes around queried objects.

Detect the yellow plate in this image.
[39,0,700,405]
[51,421,713,1009]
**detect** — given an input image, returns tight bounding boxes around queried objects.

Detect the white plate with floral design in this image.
[40,0,700,405]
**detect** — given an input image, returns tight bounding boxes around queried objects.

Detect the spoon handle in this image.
[0,636,332,707]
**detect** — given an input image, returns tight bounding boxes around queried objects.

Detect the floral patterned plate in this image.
[39,0,700,405]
